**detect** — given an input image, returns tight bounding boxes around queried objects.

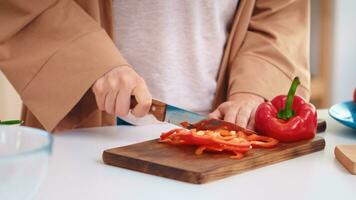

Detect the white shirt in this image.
[113,0,238,114]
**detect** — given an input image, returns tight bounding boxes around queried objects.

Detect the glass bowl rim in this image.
[0,126,53,160]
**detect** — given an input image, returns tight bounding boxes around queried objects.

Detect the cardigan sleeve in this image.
[228,0,310,101]
[0,0,128,131]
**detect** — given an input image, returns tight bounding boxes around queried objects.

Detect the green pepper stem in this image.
[278,77,300,120]
[0,120,23,125]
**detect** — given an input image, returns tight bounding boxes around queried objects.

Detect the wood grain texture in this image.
[103,136,325,184]
[335,145,356,175]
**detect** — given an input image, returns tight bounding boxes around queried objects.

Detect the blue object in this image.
[329,101,356,129]
[164,104,205,126]
[116,117,133,126]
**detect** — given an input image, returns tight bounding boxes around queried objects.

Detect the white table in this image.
[35,110,356,200]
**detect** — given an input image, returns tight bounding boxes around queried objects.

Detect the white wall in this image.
[0,72,22,120]
[331,0,356,104]
[310,0,320,76]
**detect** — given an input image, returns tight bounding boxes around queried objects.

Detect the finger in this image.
[209,109,222,119]
[131,81,152,117]
[209,102,230,119]
[115,88,131,117]
[236,106,253,128]
[247,106,258,130]
[223,106,239,124]
[104,89,119,115]
[92,78,108,111]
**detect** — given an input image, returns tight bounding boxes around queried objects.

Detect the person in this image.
[0,0,310,132]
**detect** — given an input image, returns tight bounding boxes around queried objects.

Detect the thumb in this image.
[131,82,152,117]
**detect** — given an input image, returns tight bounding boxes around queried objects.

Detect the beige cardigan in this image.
[0,0,310,132]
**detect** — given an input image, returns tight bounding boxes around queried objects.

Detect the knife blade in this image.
[129,97,258,134]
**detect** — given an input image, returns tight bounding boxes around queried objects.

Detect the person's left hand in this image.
[209,93,264,130]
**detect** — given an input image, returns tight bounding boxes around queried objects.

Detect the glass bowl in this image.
[0,126,53,200]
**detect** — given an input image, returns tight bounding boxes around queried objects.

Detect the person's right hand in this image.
[92,66,152,117]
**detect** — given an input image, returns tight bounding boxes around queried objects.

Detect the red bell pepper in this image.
[255,77,317,142]
[353,88,356,104]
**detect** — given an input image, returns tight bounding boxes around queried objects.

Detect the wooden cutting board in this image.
[103,136,325,184]
[335,144,356,175]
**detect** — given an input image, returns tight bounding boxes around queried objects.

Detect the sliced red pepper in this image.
[185,124,277,149]
[160,124,278,159]
[195,145,248,159]
[231,151,244,159]
[195,145,224,155]
[160,128,184,140]
[179,129,251,148]
[247,134,279,148]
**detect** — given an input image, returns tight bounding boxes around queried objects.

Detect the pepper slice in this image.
[195,145,246,159]
[161,129,251,148]
[159,121,278,159]
[247,134,279,148]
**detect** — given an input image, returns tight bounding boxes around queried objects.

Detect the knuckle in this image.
[92,84,99,93]
[246,101,256,108]
[230,101,240,108]
[119,76,132,87]
[108,79,119,89]
[93,83,104,95]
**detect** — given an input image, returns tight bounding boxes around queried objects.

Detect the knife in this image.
[129,97,259,135]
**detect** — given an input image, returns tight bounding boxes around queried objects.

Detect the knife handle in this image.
[317,119,327,133]
[130,96,167,122]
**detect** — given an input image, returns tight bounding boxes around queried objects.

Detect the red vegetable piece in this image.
[255,77,317,142]
[160,118,279,159]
